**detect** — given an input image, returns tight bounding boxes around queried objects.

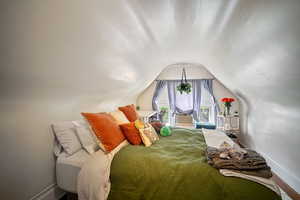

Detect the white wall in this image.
[137,64,240,114]
[1,0,300,199]
[0,1,142,199]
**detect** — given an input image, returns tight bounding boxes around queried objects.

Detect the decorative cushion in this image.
[81,112,125,152]
[109,110,130,125]
[160,126,172,136]
[119,123,142,145]
[51,121,82,155]
[138,124,159,147]
[150,121,164,134]
[72,121,100,154]
[118,104,139,122]
[134,119,145,129]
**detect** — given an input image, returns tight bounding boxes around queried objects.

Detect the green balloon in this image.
[160,126,171,136]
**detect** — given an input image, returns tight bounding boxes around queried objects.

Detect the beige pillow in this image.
[72,121,100,154]
[51,121,82,155]
[109,110,130,125]
[138,124,159,147]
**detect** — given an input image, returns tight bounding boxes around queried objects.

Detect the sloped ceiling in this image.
[1,0,300,198]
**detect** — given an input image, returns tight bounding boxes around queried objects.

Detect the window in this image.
[158,86,169,123]
[175,81,193,112]
[199,106,210,122]
[160,106,169,123]
[199,84,215,124]
[156,81,215,124]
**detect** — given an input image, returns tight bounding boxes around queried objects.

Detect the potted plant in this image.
[159,107,169,122]
[177,68,192,94]
[177,82,192,94]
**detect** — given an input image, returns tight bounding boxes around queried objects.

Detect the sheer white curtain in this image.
[167,80,202,125]
[200,84,216,124]
[202,79,220,125]
[175,81,193,113]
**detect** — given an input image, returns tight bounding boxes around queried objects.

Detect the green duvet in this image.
[108,128,281,200]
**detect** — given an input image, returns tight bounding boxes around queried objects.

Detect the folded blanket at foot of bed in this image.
[206,147,272,178]
[202,129,280,195]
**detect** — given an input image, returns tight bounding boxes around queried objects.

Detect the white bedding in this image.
[56,150,91,193]
[77,140,128,200]
[202,129,234,148]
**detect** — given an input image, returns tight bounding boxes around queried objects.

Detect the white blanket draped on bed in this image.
[202,129,281,195]
[77,140,128,200]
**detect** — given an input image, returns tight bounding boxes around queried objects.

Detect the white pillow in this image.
[72,121,99,154]
[52,121,82,155]
[109,110,130,124]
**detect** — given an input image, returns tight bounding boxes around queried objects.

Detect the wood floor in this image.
[273,173,300,200]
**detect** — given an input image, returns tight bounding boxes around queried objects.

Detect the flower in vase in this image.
[221,98,235,115]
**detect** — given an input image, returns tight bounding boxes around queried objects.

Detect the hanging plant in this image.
[177,68,192,94]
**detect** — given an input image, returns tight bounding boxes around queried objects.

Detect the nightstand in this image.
[217,115,239,131]
[137,110,158,122]
[217,115,240,144]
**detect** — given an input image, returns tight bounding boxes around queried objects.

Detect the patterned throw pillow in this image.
[138,124,159,147]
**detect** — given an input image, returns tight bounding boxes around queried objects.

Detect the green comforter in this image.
[108,128,280,200]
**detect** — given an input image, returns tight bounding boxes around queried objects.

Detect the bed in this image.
[56,127,281,200]
[108,128,280,200]
[56,149,91,193]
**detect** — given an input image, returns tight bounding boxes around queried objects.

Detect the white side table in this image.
[217,115,241,145]
[217,115,240,131]
[137,110,157,122]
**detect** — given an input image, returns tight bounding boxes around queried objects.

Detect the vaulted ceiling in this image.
[1,0,300,197]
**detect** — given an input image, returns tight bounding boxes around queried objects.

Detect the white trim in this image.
[30,184,66,200]
[238,140,300,193]
[259,151,300,193]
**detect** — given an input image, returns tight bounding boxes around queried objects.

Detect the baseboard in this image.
[260,151,300,193]
[238,140,300,194]
[30,184,66,200]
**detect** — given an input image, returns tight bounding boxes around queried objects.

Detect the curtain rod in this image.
[155,78,215,81]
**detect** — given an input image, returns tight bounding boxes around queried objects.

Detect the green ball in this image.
[160,126,171,136]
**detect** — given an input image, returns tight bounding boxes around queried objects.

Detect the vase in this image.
[225,106,231,116]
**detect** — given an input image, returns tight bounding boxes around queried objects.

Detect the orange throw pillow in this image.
[118,104,139,122]
[81,112,125,152]
[119,122,142,145]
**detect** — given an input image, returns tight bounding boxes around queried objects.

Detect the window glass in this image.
[158,86,169,123]
[175,81,193,111]
[199,106,210,122]
[200,84,215,124]
[157,81,215,124]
